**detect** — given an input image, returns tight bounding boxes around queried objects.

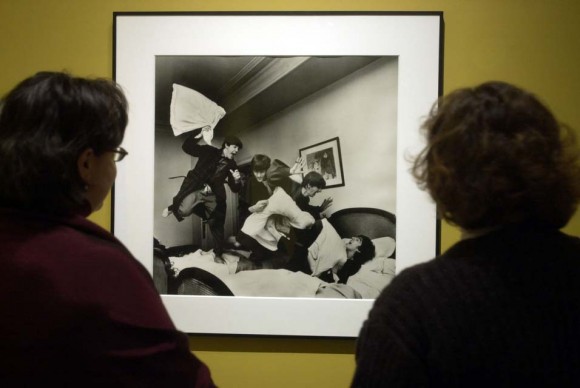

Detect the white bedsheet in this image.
[168,237,396,299]
[170,250,328,297]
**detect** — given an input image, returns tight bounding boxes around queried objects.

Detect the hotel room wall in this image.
[153,130,196,247]
[237,56,398,214]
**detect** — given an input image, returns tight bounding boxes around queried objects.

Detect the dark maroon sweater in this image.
[0,207,215,387]
[352,224,580,387]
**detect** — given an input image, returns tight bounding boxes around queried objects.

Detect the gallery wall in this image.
[1,1,579,387]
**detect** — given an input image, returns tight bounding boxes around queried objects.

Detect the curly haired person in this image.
[352,81,580,387]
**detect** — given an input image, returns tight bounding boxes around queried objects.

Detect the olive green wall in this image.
[2,1,579,386]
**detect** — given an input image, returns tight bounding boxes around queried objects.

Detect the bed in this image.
[153,207,396,299]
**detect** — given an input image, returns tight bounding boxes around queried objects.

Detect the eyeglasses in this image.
[111,147,128,162]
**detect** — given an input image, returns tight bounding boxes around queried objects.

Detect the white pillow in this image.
[170,83,226,136]
[372,236,396,258]
[361,257,396,274]
[347,264,396,299]
[308,219,347,276]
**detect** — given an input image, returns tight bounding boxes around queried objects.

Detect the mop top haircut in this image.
[0,71,128,215]
[302,171,326,190]
[251,154,271,172]
[352,235,375,264]
[412,81,580,230]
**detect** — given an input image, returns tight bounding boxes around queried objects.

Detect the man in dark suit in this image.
[290,171,333,220]
[163,126,243,260]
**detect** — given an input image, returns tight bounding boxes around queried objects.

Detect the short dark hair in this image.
[0,71,128,214]
[412,81,580,230]
[251,154,271,172]
[352,235,375,264]
[302,171,326,189]
[222,135,243,150]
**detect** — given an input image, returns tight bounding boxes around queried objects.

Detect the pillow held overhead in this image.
[169,83,226,137]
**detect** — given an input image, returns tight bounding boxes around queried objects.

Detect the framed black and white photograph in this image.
[113,12,443,337]
[299,137,345,188]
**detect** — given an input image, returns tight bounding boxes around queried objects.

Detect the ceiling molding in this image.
[217,56,267,97]
[222,57,309,114]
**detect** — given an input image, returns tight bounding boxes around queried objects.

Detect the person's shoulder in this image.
[381,259,439,292]
[198,143,218,152]
[188,142,218,156]
[74,223,157,288]
[57,215,135,261]
[2,211,151,292]
[50,218,172,324]
[555,230,580,250]
[381,226,580,303]
[373,252,469,310]
[14,213,148,283]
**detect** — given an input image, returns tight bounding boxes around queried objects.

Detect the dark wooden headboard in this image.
[328,207,396,240]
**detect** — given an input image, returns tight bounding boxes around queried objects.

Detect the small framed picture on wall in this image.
[299,137,345,188]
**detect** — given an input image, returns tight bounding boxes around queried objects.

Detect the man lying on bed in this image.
[281,218,376,284]
[232,188,376,283]
[315,234,376,284]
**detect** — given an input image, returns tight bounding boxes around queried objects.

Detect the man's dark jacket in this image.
[171,127,241,221]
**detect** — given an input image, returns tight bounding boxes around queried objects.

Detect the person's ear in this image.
[77,148,96,185]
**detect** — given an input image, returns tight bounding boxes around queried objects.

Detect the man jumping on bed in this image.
[291,171,333,220]
[265,158,333,219]
[232,184,315,271]
[238,154,272,226]
[162,126,243,261]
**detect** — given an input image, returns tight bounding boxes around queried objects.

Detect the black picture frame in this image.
[113,11,443,337]
[299,136,345,188]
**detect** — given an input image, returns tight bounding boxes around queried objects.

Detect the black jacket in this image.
[353,224,580,387]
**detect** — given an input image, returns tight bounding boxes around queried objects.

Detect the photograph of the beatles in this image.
[152,55,398,300]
